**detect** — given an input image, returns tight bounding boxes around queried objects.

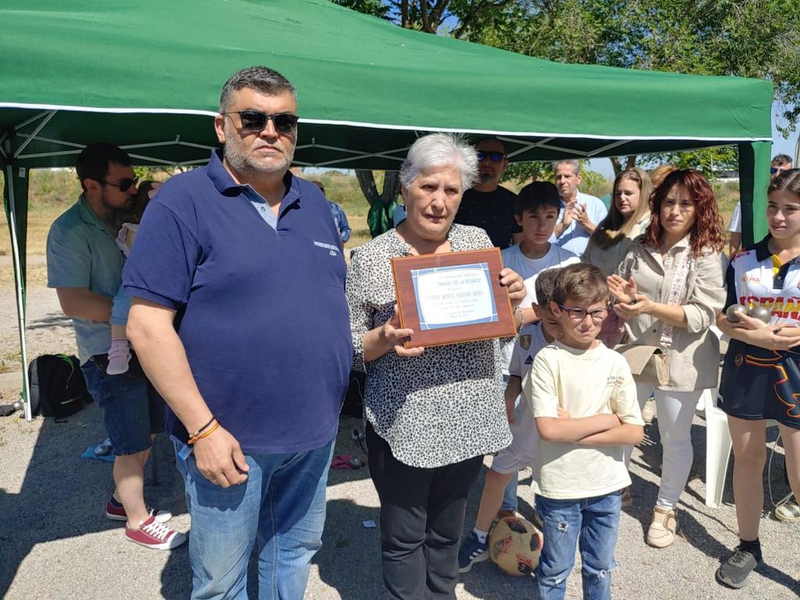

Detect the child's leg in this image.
[779,424,800,503]
[536,496,581,600]
[579,493,621,600]
[458,467,515,573]
[716,417,766,588]
[654,389,703,509]
[728,416,767,542]
[499,476,518,515]
[108,291,132,375]
[475,469,514,532]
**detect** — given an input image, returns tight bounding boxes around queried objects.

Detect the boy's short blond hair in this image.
[552,263,608,306]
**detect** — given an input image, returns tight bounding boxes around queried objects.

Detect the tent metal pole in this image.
[12,110,56,158]
[4,163,31,420]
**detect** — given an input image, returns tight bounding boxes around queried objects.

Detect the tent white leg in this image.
[4,165,31,421]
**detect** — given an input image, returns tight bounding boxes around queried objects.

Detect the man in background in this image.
[551,159,608,256]
[47,143,185,550]
[454,137,522,249]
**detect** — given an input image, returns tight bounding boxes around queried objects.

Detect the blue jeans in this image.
[81,358,164,455]
[536,492,621,600]
[174,436,336,600]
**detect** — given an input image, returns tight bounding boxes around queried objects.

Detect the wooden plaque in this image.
[391,248,516,348]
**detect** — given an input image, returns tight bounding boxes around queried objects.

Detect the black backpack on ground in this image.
[28,354,93,419]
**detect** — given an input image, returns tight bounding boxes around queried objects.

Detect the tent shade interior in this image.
[1,0,774,418]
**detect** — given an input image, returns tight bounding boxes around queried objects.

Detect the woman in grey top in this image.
[583,167,653,346]
[608,169,726,549]
[346,133,525,600]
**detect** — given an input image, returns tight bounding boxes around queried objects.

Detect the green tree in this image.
[337,0,800,195]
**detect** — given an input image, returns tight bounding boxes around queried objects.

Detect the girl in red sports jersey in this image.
[716,169,800,588]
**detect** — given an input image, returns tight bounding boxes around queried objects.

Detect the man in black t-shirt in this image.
[455,137,521,249]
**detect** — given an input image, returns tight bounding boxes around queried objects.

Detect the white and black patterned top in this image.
[347,224,513,468]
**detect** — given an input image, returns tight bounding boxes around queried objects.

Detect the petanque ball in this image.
[726,304,747,322]
[489,516,542,576]
[748,305,772,324]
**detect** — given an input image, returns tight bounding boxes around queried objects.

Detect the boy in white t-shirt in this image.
[497,183,581,518]
[528,263,644,600]
[458,269,561,573]
[501,181,580,331]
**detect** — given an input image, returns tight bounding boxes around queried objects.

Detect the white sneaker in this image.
[775,497,800,522]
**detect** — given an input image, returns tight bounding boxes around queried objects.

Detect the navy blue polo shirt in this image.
[123,150,352,454]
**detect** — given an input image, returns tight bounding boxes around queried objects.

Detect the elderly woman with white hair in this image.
[346,133,526,599]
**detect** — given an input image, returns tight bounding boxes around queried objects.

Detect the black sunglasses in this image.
[770,166,789,175]
[98,176,138,192]
[477,151,506,163]
[222,110,299,135]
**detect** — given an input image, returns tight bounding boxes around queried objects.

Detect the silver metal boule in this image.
[748,305,772,324]
[726,304,747,322]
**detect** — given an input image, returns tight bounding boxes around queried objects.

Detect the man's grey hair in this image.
[219,66,297,112]
[554,159,581,175]
[399,133,478,192]
[772,153,792,166]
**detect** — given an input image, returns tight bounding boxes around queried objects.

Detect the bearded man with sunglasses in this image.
[454,137,522,249]
[124,67,352,599]
[47,143,187,550]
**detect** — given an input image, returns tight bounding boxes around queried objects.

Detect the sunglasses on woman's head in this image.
[222,110,299,135]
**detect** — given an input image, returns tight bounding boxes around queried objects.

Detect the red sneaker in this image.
[106,497,172,523]
[125,516,187,550]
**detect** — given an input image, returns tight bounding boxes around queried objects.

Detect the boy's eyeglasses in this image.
[222,110,299,135]
[477,151,506,163]
[98,177,138,192]
[557,304,610,322]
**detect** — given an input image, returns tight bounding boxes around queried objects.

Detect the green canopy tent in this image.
[1,0,773,419]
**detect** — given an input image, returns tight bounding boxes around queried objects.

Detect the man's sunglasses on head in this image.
[477,151,507,163]
[222,110,299,135]
[98,176,138,192]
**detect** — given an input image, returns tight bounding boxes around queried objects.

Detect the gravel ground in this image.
[1,274,799,599]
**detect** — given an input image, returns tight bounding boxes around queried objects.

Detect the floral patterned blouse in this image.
[346,224,513,468]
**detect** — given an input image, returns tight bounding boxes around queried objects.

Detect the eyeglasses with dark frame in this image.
[476,151,507,163]
[557,304,611,322]
[221,110,299,135]
[97,176,138,192]
[770,166,790,175]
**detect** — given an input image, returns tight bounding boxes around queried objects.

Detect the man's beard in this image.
[478,172,494,184]
[223,123,293,176]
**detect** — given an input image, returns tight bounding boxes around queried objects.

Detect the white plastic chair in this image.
[703,388,732,507]
[703,389,779,508]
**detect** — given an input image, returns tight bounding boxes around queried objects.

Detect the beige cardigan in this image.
[617,235,726,392]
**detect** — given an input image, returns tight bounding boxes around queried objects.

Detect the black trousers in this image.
[366,422,484,600]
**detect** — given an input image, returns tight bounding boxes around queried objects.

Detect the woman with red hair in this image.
[608,170,726,548]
